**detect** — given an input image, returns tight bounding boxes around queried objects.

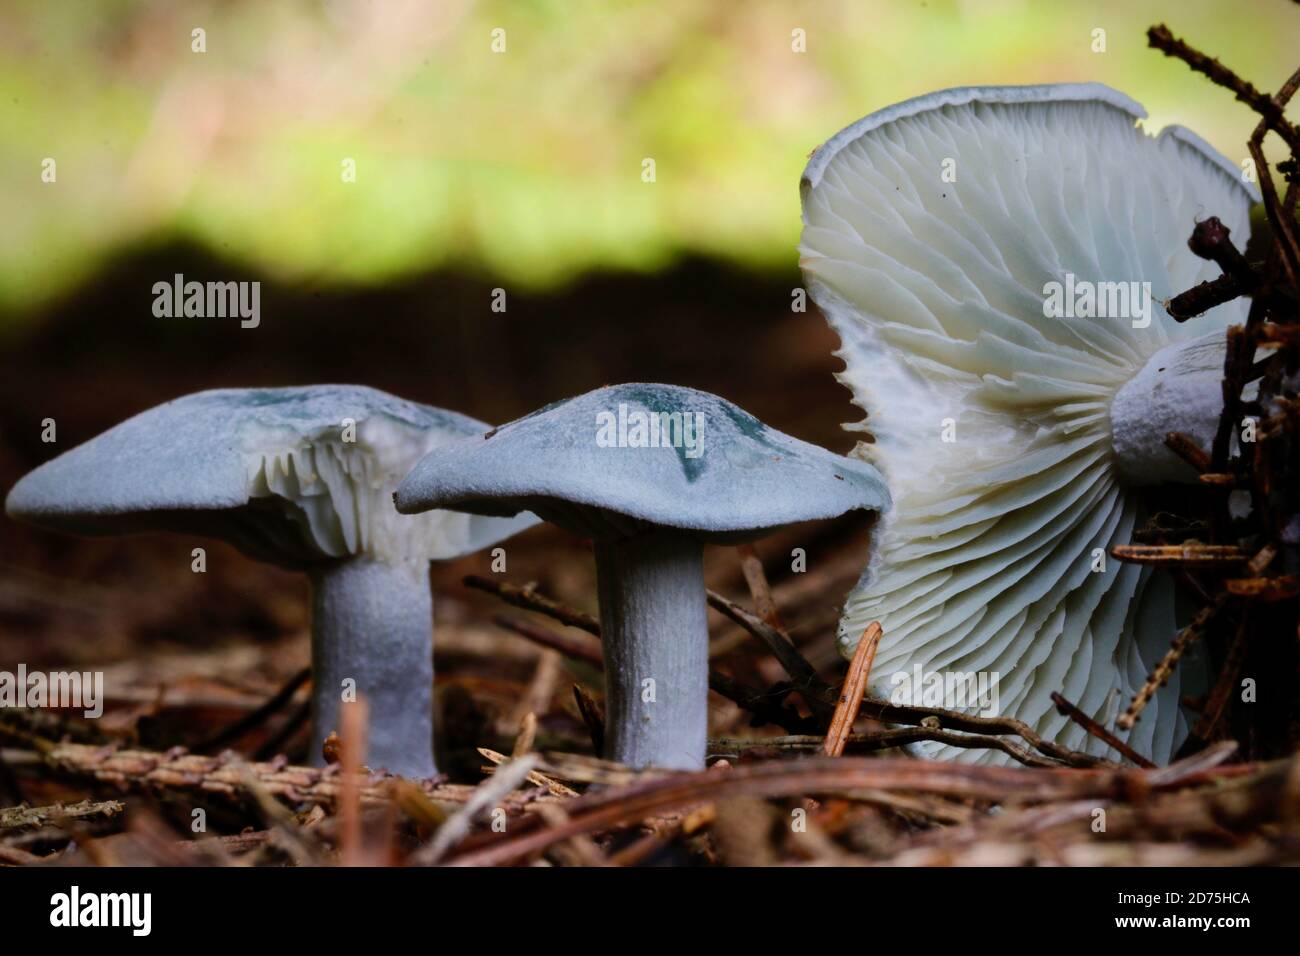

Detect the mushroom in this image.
[394,383,889,769]
[799,84,1259,764]
[5,386,536,777]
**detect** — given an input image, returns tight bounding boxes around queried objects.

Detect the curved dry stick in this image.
[447,750,1250,866]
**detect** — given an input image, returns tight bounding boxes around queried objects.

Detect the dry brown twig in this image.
[711,728,1061,769]
[446,747,1257,867]
[414,754,541,865]
[478,747,578,797]
[1050,692,1155,768]
[0,798,126,831]
[193,666,310,755]
[4,737,537,815]
[1118,595,1229,731]
[465,574,599,633]
[736,543,785,630]
[1147,24,1300,150]
[823,622,882,757]
[705,587,837,720]
[571,683,606,754]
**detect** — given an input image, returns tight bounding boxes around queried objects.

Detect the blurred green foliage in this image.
[0,0,1295,315]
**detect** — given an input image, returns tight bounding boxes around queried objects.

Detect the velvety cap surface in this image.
[6,386,534,563]
[395,383,890,540]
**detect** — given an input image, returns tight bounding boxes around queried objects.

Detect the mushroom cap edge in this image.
[394,382,891,542]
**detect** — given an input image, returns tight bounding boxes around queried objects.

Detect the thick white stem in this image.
[309,557,436,778]
[1110,331,1229,485]
[594,531,708,770]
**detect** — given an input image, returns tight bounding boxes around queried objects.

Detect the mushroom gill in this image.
[241,415,495,563]
[799,84,1259,765]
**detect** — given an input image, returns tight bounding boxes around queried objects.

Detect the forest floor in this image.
[0,244,1296,866]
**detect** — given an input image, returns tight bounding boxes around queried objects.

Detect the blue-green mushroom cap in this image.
[6,385,536,567]
[395,383,890,541]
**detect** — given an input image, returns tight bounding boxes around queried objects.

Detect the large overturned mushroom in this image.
[5,386,535,777]
[395,383,890,770]
[799,84,1259,765]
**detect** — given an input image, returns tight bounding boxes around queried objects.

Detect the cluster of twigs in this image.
[4,535,1298,866]
[3,704,1297,865]
[1105,24,1300,760]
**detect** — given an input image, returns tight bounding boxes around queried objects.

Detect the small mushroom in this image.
[5,386,536,777]
[394,383,890,770]
[800,84,1259,764]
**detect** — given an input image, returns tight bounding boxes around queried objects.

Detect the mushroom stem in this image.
[593,530,709,770]
[309,557,435,778]
[1110,331,1229,485]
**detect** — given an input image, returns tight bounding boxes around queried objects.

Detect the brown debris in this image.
[822,622,882,757]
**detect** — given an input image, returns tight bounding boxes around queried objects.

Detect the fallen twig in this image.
[193,667,310,755]
[1118,595,1229,730]
[6,739,538,815]
[572,684,605,754]
[823,622,882,756]
[1147,24,1300,150]
[1109,544,1248,567]
[0,798,126,831]
[448,751,1261,866]
[1050,692,1155,768]
[737,544,785,630]
[478,747,578,798]
[415,754,541,865]
[706,588,837,719]
[466,575,599,633]
[710,729,1060,768]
